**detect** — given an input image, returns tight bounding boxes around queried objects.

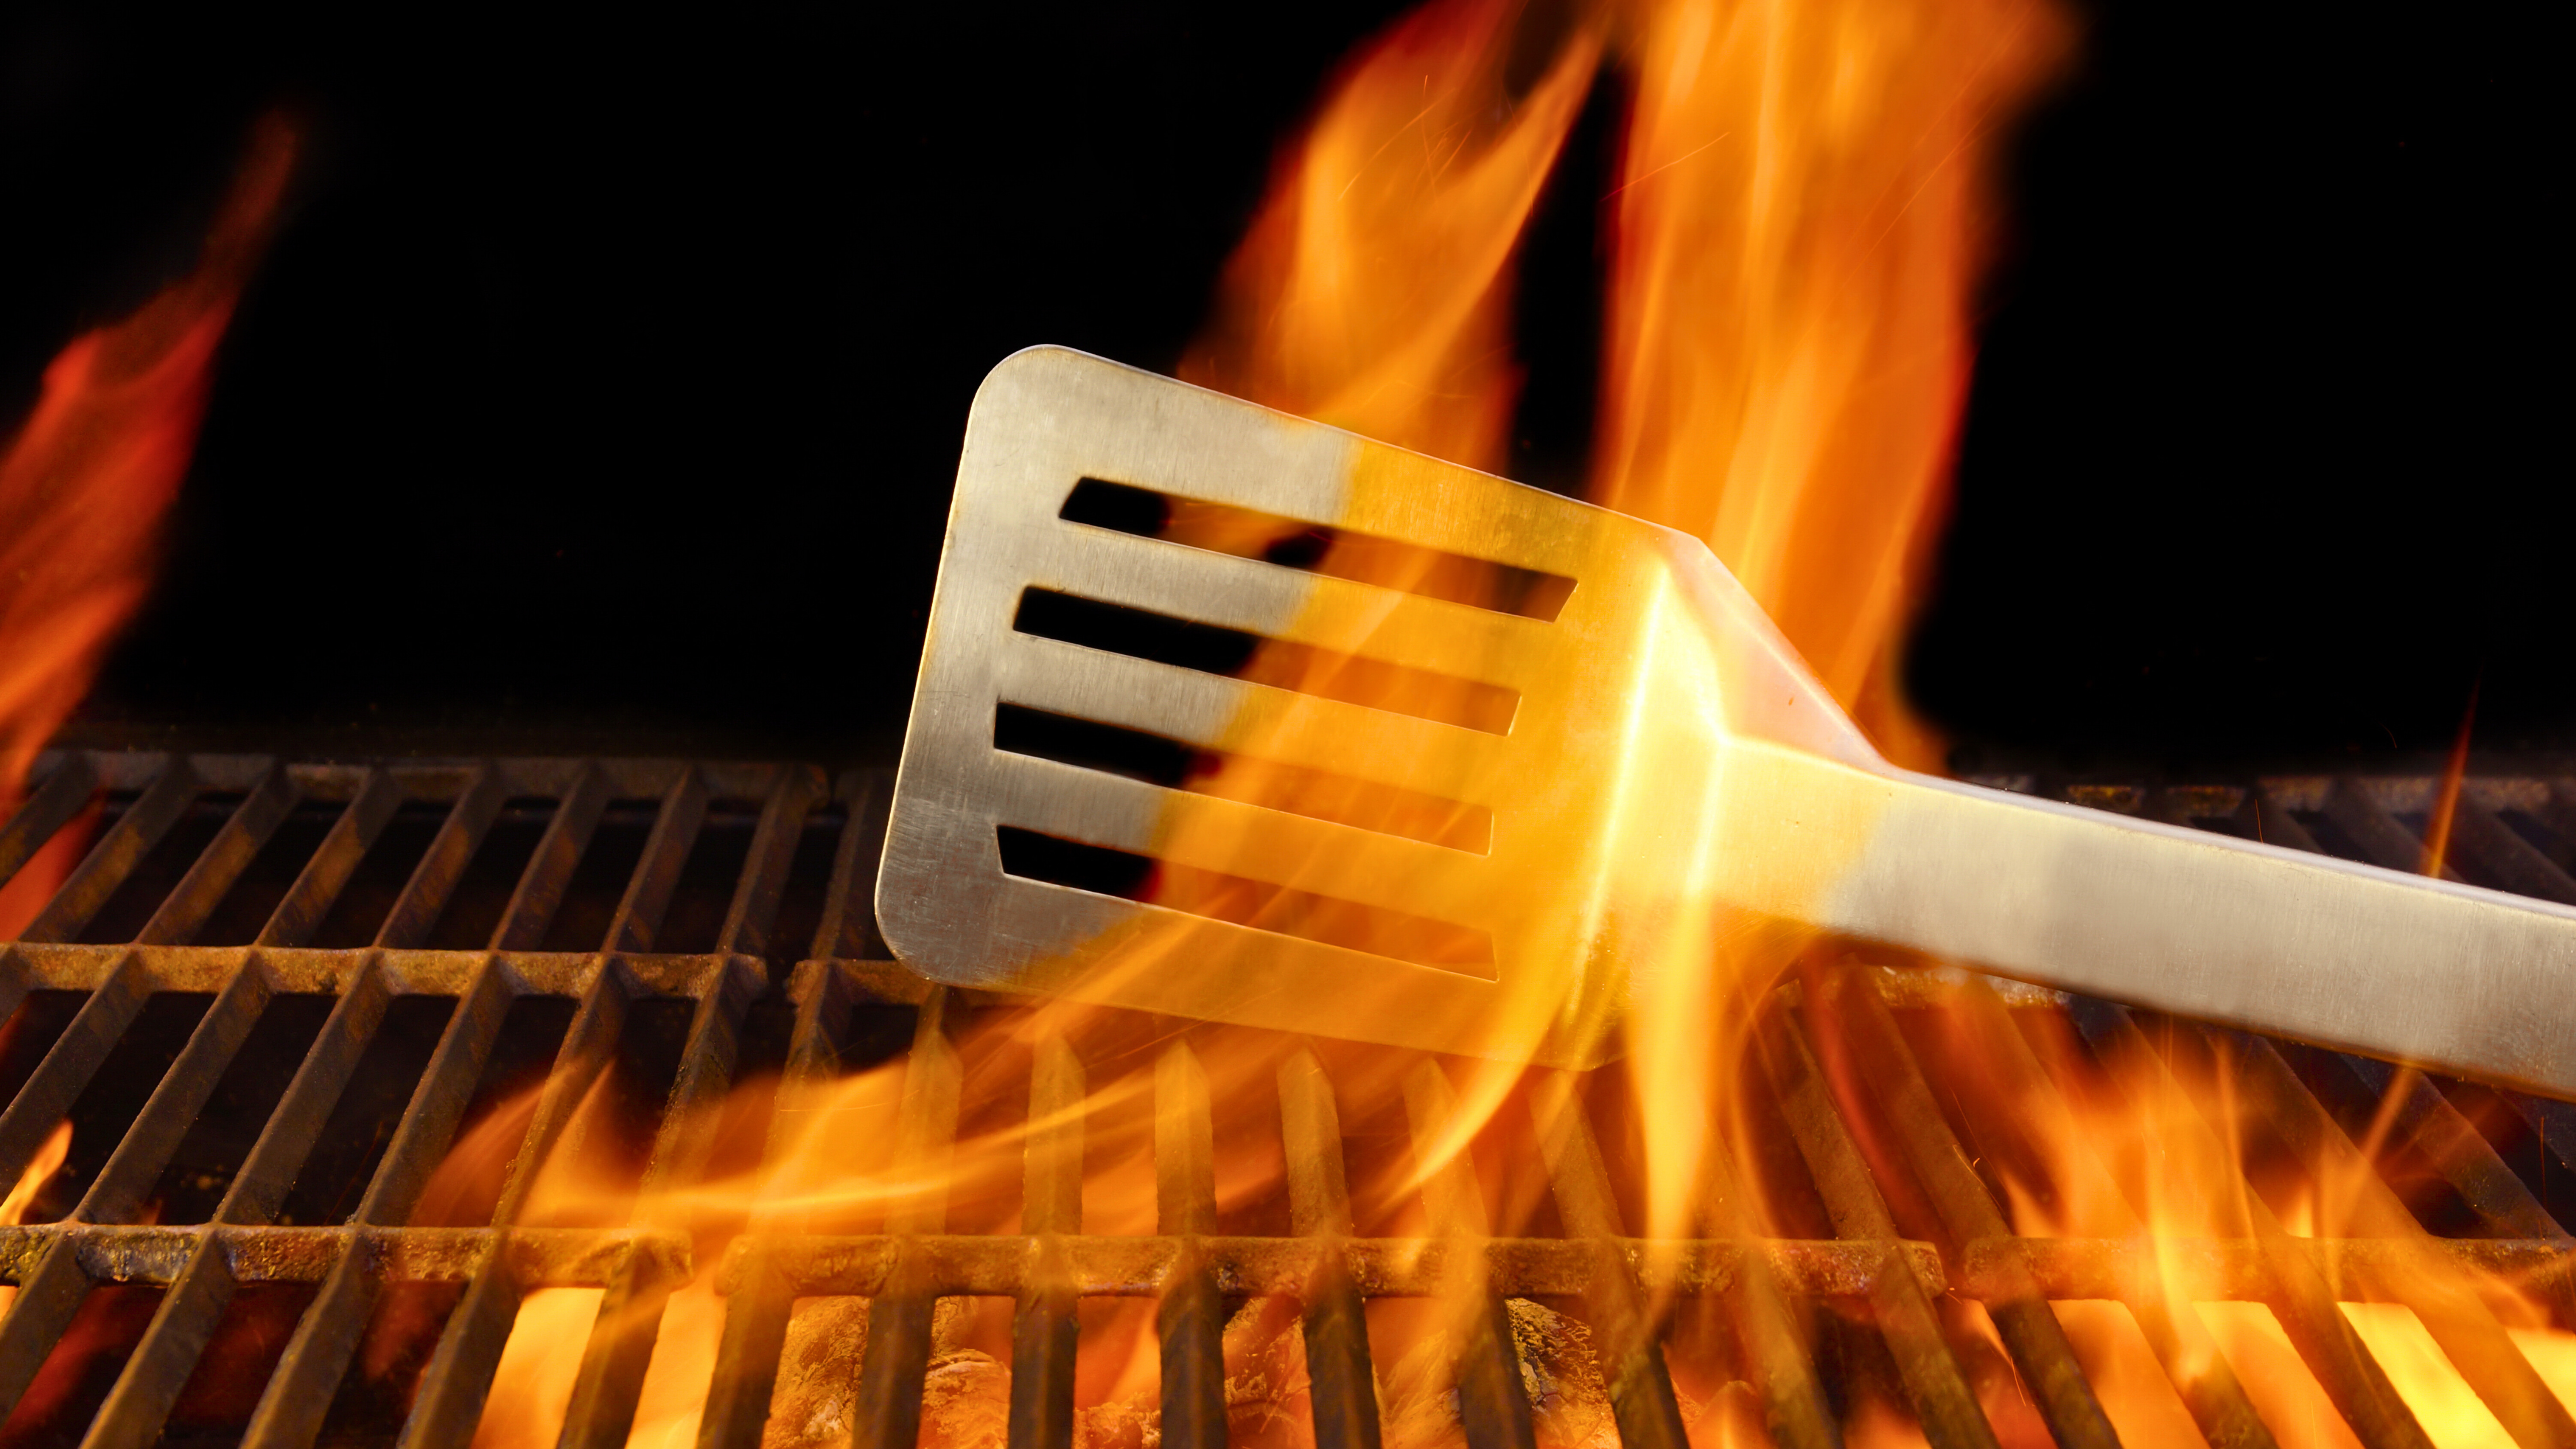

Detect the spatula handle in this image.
[1715,742,2576,1097]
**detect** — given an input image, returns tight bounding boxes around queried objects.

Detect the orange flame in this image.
[1181,0,1601,475]
[2422,680,2478,878]
[0,1120,72,1319]
[466,0,2084,1438]
[1589,0,2064,767]
[0,1120,70,1228]
[1900,969,2576,1448]
[451,982,2576,1449]
[1170,0,2063,1242]
[467,2,2576,1446]
[0,116,297,798]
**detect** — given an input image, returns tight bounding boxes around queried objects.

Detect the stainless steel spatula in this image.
[878,346,2576,1091]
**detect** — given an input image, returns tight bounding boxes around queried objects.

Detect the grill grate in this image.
[0,753,879,1447]
[3,750,2575,1448]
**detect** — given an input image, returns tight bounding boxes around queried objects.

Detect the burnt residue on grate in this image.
[6,750,2576,1448]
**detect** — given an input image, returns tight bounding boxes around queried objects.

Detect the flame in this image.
[470,0,2075,1435]
[1589,0,2063,766]
[466,1,2576,1446]
[1157,0,2059,1238]
[0,1120,71,1228]
[451,1010,1426,1448]
[1180,0,1601,474]
[2422,681,2477,877]
[451,976,2576,1449]
[0,1120,71,1335]
[478,1288,607,1444]
[0,116,296,798]
[1903,970,2576,1449]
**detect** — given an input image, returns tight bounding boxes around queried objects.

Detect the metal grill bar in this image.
[1008,1035,1084,1449]
[8,752,2576,1449]
[692,1226,2576,1300]
[134,760,300,946]
[371,765,502,951]
[0,954,151,1205]
[488,763,601,950]
[551,950,762,1449]
[0,1236,85,1423]
[1401,1059,1539,1449]
[1697,1115,1838,1449]
[85,1215,236,1449]
[71,954,270,1223]
[853,987,963,1449]
[0,1225,680,1284]
[214,958,393,1225]
[1156,1039,1229,1449]
[1525,1071,1688,1449]
[697,945,856,1449]
[0,753,95,896]
[398,1246,523,1449]
[1757,1004,2000,1449]
[2066,1000,2433,1449]
[2,752,838,1447]
[810,769,891,964]
[604,766,710,954]
[1929,975,2278,1449]
[1278,1048,1381,1449]
[713,766,822,962]
[1814,967,2118,1449]
[17,756,198,945]
[257,766,402,949]
[2327,1048,2576,1305]
[2177,1022,2574,1448]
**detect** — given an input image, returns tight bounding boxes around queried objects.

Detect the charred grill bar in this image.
[5,750,2576,1447]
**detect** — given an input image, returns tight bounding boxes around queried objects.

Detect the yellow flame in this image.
[466,0,2079,1431]
[462,0,2576,1444]
[1590,0,2063,768]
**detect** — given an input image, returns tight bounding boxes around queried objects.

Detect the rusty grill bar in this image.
[3,750,2576,1448]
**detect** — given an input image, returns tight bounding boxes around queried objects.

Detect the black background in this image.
[2,0,2562,777]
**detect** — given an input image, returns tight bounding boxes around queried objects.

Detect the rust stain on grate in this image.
[3,750,2575,1449]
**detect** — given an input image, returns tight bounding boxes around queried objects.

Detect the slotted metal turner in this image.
[878,346,2576,1090]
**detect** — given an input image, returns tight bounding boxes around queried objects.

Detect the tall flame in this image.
[457,1,2576,1445]
[0,116,297,798]
[1179,0,2061,1243]
[1187,0,2061,768]
[458,0,2082,1439]
[1590,0,2062,766]
[1181,0,1601,476]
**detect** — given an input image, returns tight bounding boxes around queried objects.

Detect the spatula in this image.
[877,345,2576,1091]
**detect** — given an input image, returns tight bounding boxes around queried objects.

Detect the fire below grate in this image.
[2,749,2575,1449]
